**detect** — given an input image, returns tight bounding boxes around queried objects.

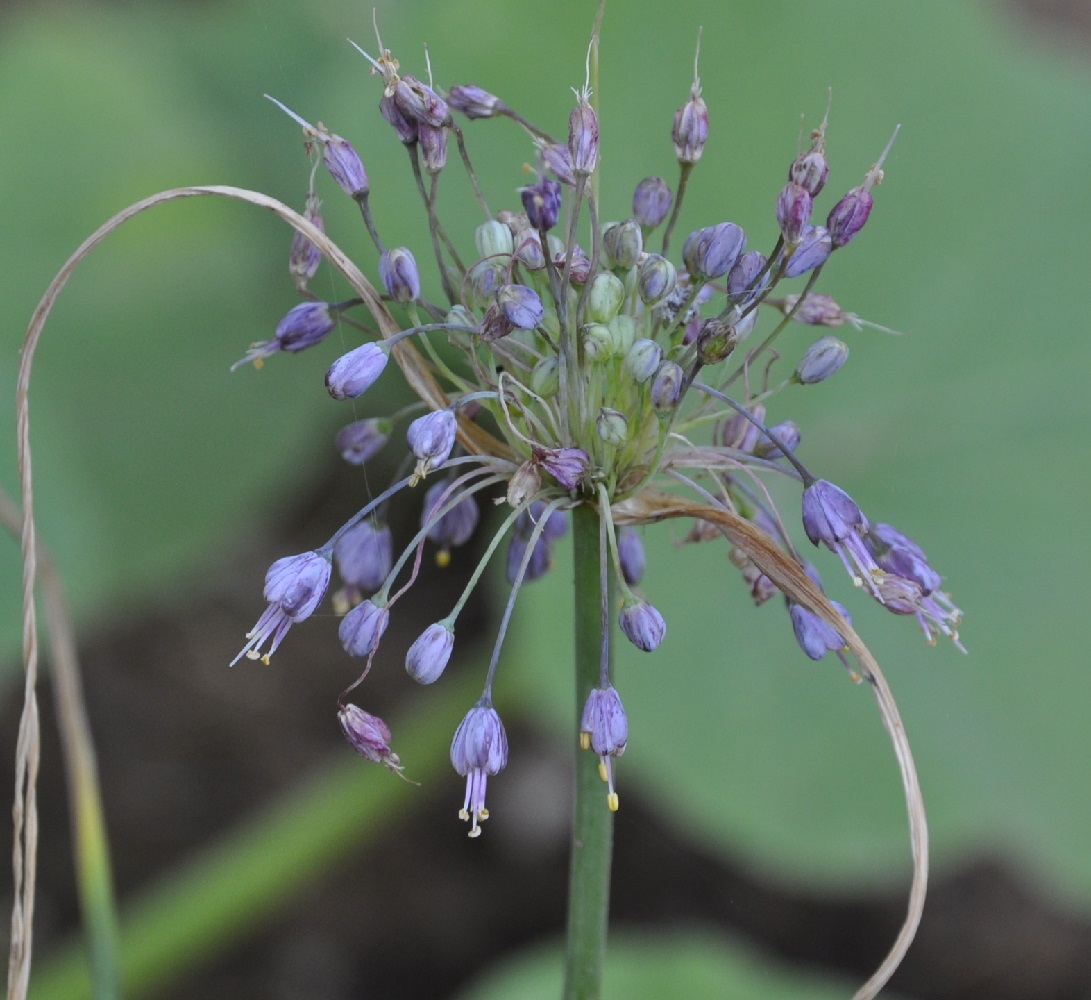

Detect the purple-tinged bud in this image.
[552,243,593,285]
[789,601,851,660]
[325,342,389,399]
[338,598,389,657]
[323,134,369,200]
[513,228,546,270]
[393,74,449,128]
[496,284,544,330]
[568,90,599,175]
[755,420,801,459]
[379,247,421,303]
[682,222,746,281]
[232,551,332,665]
[776,182,813,245]
[407,410,458,479]
[650,360,685,412]
[781,225,832,279]
[672,81,709,164]
[506,534,552,584]
[418,123,448,174]
[726,251,769,305]
[789,115,830,196]
[379,94,418,144]
[617,528,646,586]
[450,701,508,837]
[793,335,849,385]
[719,403,765,453]
[515,500,569,542]
[423,482,480,562]
[447,83,505,119]
[587,272,626,324]
[602,220,643,270]
[541,142,576,186]
[579,684,628,810]
[638,254,677,305]
[536,446,590,491]
[619,599,666,652]
[289,193,324,290]
[520,175,562,231]
[336,418,390,465]
[632,175,673,228]
[338,704,402,772]
[827,127,898,248]
[802,479,867,549]
[406,623,455,684]
[625,339,662,384]
[231,301,337,371]
[334,520,393,593]
[774,292,850,327]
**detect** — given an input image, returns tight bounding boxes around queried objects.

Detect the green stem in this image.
[563,503,613,999]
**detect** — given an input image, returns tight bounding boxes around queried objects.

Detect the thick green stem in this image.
[563,503,613,999]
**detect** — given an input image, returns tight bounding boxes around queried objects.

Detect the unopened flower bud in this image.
[334,520,393,593]
[336,418,390,465]
[720,403,765,453]
[755,420,802,459]
[625,339,662,383]
[537,446,590,491]
[513,228,545,270]
[447,83,504,120]
[776,182,813,244]
[379,247,420,302]
[781,225,832,279]
[325,342,389,399]
[379,94,418,144]
[339,704,402,771]
[617,528,646,586]
[289,193,324,290]
[520,174,562,231]
[506,533,552,584]
[603,220,643,270]
[475,219,514,259]
[530,356,560,397]
[793,335,849,384]
[407,410,458,479]
[619,598,666,652]
[393,74,449,128]
[682,222,746,281]
[827,128,898,248]
[632,176,673,228]
[582,323,613,361]
[673,81,708,163]
[650,360,685,411]
[789,116,830,196]
[323,134,369,200]
[496,284,544,330]
[423,482,480,557]
[506,460,542,508]
[553,244,592,285]
[597,408,628,447]
[726,250,769,306]
[568,92,599,175]
[338,598,389,657]
[587,272,626,324]
[406,623,455,684]
[515,500,569,542]
[638,254,677,305]
[419,123,448,174]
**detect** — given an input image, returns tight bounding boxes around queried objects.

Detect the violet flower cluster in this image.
[230,28,961,837]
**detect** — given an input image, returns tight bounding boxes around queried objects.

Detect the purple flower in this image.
[338,598,389,657]
[379,93,418,144]
[496,284,545,330]
[650,361,684,411]
[393,74,449,128]
[781,225,832,278]
[339,704,402,772]
[726,251,770,306]
[619,599,666,652]
[514,500,569,542]
[506,533,552,585]
[322,134,370,199]
[406,623,455,685]
[419,123,448,174]
[794,336,849,385]
[580,684,628,810]
[682,222,746,281]
[776,182,813,244]
[637,255,677,306]
[617,528,646,586]
[447,83,504,120]
[789,600,851,660]
[755,420,801,460]
[379,247,421,303]
[231,301,337,371]
[568,92,599,175]
[828,185,873,248]
[536,446,589,491]
[672,83,708,163]
[325,342,388,399]
[541,143,576,186]
[520,175,562,231]
[407,410,458,479]
[422,482,480,563]
[232,551,331,665]
[333,520,393,593]
[802,480,882,591]
[632,176,672,228]
[335,418,390,465]
[450,701,508,837]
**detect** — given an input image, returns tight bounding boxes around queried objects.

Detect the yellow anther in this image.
[606,792,619,812]
[597,760,608,783]
[435,550,451,569]
[579,732,592,751]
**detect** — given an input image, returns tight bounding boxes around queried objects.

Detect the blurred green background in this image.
[2,0,1090,996]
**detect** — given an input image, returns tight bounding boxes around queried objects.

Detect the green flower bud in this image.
[597,408,629,446]
[608,314,636,356]
[603,220,643,270]
[531,355,560,397]
[475,219,514,258]
[587,272,626,324]
[582,322,614,361]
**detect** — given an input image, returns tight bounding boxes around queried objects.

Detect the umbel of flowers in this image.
[231,26,961,852]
